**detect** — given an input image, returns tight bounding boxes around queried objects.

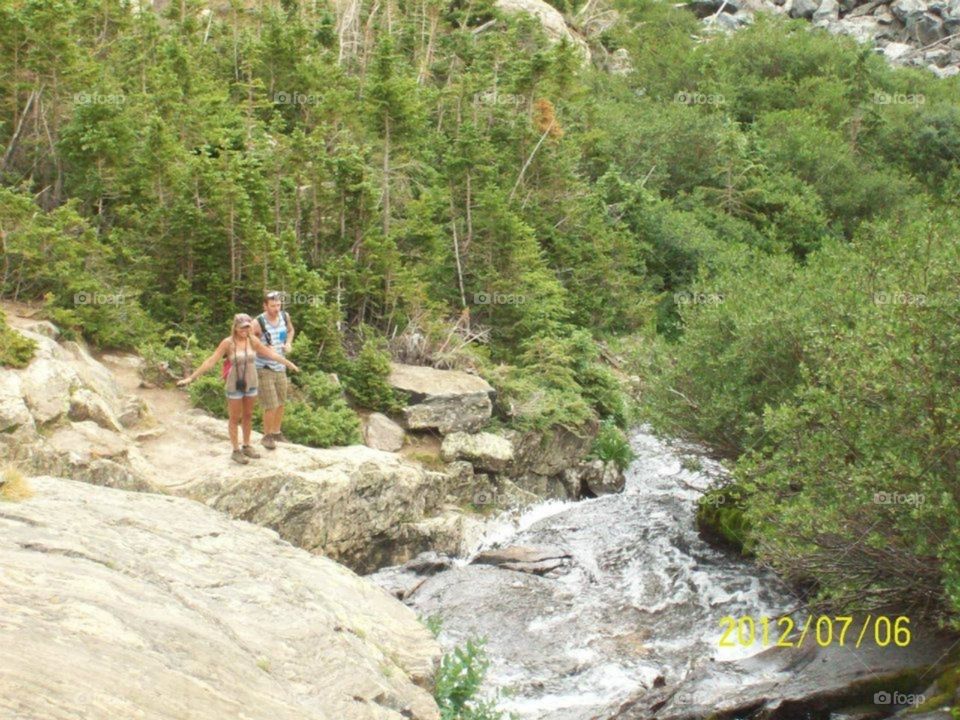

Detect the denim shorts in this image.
[226,386,258,400]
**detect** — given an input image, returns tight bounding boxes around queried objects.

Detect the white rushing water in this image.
[373,428,802,720]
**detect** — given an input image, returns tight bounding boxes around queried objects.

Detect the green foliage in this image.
[283,371,362,448]
[341,337,402,413]
[0,312,36,368]
[187,375,228,419]
[588,420,634,471]
[434,639,512,720]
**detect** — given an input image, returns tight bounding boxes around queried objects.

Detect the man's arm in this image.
[284,312,294,352]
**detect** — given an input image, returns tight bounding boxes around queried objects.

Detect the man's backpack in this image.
[257,311,291,347]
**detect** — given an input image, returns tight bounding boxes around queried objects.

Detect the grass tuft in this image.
[0,465,33,502]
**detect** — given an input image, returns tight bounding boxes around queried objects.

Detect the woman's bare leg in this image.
[241,396,255,446]
[228,398,242,450]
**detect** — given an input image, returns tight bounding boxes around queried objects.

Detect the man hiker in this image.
[253,290,294,449]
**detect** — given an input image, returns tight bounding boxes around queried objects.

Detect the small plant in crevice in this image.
[434,638,516,720]
[589,420,635,471]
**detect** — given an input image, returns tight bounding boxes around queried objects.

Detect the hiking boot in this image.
[261,433,276,450]
[231,449,249,465]
[273,432,290,444]
[242,445,261,459]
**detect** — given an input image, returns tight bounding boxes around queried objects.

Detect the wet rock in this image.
[363,411,405,452]
[0,476,441,720]
[602,629,956,719]
[472,545,572,575]
[505,419,599,479]
[441,431,514,472]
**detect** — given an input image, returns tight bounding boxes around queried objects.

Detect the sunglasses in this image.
[265,291,282,300]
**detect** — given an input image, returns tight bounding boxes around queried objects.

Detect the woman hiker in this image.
[177,313,300,465]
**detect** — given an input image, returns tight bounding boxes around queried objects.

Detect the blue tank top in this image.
[255,312,288,371]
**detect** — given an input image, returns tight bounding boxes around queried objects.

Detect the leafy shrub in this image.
[282,370,362,447]
[0,313,36,368]
[187,375,228,419]
[281,400,361,448]
[434,638,512,720]
[589,420,635,471]
[342,337,401,413]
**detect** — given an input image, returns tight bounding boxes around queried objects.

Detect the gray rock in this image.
[830,15,883,41]
[884,40,917,59]
[891,0,927,21]
[930,62,960,75]
[68,387,124,432]
[363,412,405,452]
[20,320,60,339]
[813,0,840,23]
[602,629,956,719]
[608,47,634,75]
[440,431,514,472]
[504,419,599,479]
[0,476,441,720]
[791,0,821,19]
[907,11,946,43]
[472,545,572,574]
[0,373,33,434]
[494,0,591,63]
[388,363,494,434]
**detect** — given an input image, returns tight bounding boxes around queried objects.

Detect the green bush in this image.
[187,375,228,419]
[342,337,402,413]
[0,313,36,368]
[434,638,513,720]
[282,370,362,447]
[282,400,361,448]
[589,420,635,471]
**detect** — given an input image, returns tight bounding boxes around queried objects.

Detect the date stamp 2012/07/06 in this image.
[718,615,912,649]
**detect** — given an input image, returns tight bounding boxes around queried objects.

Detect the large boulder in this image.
[0,476,441,720]
[504,419,599,479]
[440,431,514,472]
[363,412,406,452]
[494,0,591,63]
[0,325,479,574]
[388,363,495,434]
[133,412,472,573]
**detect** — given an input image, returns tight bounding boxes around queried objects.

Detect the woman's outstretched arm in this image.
[177,339,230,386]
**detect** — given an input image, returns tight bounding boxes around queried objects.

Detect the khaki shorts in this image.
[257,367,288,410]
